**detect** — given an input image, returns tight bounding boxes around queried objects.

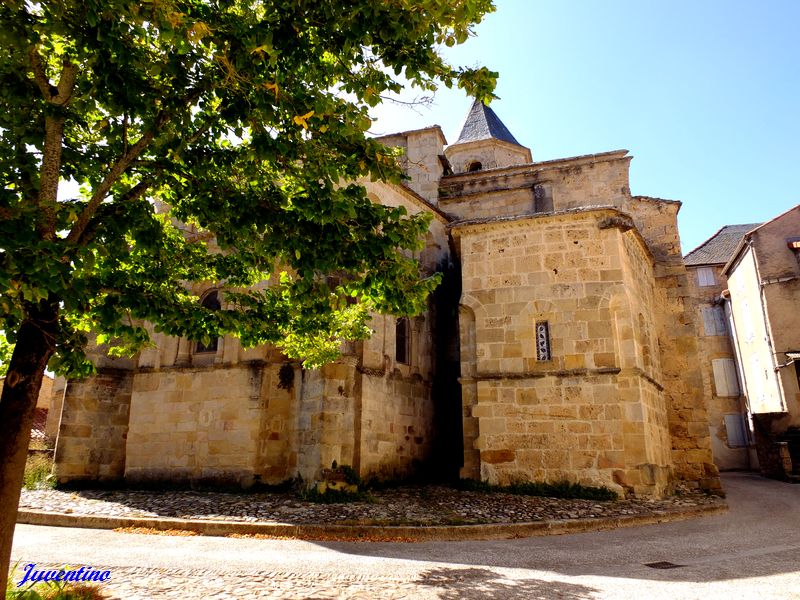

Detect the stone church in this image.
[51,101,721,497]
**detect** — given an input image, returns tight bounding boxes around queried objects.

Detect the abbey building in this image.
[50,101,721,497]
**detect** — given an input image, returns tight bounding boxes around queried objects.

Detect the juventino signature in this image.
[17,563,111,587]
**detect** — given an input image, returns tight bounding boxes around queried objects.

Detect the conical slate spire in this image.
[454,99,522,146]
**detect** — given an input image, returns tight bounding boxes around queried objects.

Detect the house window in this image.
[467,161,482,172]
[701,306,728,336]
[396,317,410,364]
[535,321,551,361]
[712,358,740,397]
[196,290,221,354]
[697,267,716,287]
[724,413,748,448]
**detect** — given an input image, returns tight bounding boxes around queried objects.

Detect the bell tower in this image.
[444,100,532,174]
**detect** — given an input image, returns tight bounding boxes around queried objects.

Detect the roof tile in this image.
[684,223,761,266]
[454,99,522,146]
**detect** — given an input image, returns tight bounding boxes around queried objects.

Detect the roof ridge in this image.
[684,222,762,266]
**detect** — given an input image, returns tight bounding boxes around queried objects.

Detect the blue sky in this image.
[371,0,800,253]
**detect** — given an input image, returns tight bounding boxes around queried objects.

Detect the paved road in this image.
[10,472,800,599]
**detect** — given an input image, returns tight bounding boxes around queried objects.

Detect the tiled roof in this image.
[30,407,48,440]
[684,223,761,266]
[454,99,522,146]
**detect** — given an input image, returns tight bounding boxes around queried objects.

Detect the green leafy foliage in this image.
[0,333,11,377]
[0,0,497,373]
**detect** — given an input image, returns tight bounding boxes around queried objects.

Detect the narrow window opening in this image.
[467,161,482,172]
[396,317,410,365]
[535,321,551,361]
[196,290,221,354]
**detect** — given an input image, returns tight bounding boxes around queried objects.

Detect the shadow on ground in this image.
[415,567,599,599]
[311,473,800,585]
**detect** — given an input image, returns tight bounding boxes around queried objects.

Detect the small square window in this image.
[724,414,748,447]
[701,306,728,336]
[697,267,716,287]
[712,358,740,397]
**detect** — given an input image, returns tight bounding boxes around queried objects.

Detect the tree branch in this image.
[76,177,155,246]
[28,47,79,240]
[65,116,165,245]
[66,87,206,246]
[29,47,77,106]
[37,116,65,240]
[123,113,129,156]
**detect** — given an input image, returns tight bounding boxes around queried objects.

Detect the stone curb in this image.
[16,503,728,542]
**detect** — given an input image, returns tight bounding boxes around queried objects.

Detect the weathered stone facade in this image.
[52,101,721,496]
[684,226,757,472]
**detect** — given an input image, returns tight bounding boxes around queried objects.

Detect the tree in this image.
[0,0,497,592]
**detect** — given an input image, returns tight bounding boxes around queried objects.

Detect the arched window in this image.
[196,290,221,354]
[396,317,410,365]
[467,161,483,172]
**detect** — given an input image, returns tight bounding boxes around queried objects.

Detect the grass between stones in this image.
[454,479,619,501]
[298,486,375,504]
[23,440,56,491]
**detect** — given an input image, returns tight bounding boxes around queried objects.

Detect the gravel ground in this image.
[18,484,724,526]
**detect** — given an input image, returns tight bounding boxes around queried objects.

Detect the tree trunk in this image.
[0,304,57,597]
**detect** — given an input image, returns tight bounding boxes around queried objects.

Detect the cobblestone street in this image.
[18,482,721,527]
[10,474,800,599]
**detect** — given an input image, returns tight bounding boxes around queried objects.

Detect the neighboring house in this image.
[51,101,721,497]
[685,224,760,471]
[1,373,57,442]
[721,206,800,479]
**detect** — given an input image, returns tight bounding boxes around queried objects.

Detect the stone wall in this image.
[686,264,750,470]
[444,139,532,174]
[355,311,437,480]
[439,187,538,222]
[295,360,357,482]
[124,363,269,487]
[376,127,446,204]
[453,208,675,496]
[255,363,299,483]
[53,369,132,482]
[359,371,433,479]
[439,150,631,223]
[625,197,721,490]
[45,376,66,440]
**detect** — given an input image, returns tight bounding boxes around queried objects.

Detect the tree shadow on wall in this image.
[414,567,599,600]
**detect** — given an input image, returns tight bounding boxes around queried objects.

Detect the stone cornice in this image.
[440,149,630,187]
[448,206,656,265]
[374,125,447,147]
[459,367,622,382]
[444,137,532,156]
[459,366,663,390]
